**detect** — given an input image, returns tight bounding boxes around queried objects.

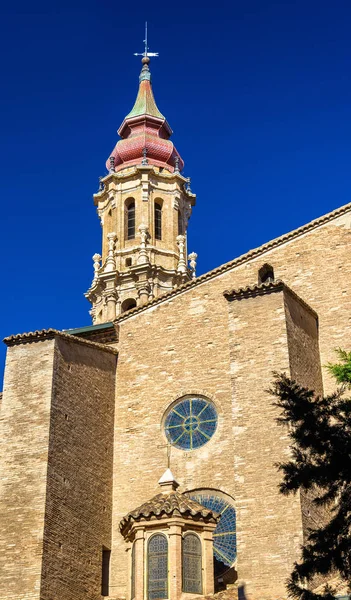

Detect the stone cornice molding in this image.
[223,280,318,318]
[3,328,118,354]
[94,166,193,195]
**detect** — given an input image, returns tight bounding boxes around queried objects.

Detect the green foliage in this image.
[270,350,351,600]
[327,349,351,387]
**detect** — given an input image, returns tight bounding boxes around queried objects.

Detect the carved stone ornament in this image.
[188,252,198,279]
[176,234,187,274]
[137,224,149,265]
[105,233,117,273]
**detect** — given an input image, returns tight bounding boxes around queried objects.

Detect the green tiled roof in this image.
[125,63,165,120]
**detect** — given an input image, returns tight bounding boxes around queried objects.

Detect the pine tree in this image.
[270,350,351,600]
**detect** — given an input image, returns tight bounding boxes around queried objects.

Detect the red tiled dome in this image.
[106,59,184,173]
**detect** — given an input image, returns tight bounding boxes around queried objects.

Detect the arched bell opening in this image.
[258,263,275,284]
[121,298,137,313]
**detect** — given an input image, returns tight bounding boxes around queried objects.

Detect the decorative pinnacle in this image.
[174,156,180,174]
[141,147,148,165]
[109,156,115,173]
[188,252,198,279]
[158,468,179,492]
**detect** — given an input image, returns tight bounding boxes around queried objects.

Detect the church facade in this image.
[0,55,351,600]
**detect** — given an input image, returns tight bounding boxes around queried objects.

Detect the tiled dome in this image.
[106,58,184,173]
[119,470,219,536]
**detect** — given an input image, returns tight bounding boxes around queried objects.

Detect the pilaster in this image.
[203,527,216,595]
[168,523,183,600]
[134,528,145,600]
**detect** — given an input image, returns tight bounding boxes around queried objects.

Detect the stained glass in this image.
[182,534,202,594]
[165,397,218,450]
[188,494,236,567]
[147,534,168,600]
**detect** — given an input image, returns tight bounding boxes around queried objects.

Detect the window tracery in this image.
[147,534,168,600]
[187,492,236,570]
[164,397,218,450]
[182,533,202,594]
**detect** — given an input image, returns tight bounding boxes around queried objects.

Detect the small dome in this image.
[120,490,219,536]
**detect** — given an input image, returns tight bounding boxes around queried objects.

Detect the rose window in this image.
[164,397,218,450]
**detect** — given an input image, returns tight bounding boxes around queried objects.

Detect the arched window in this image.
[154,202,162,240]
[182,533,202,594]
[258,263,275,284]
[126,199,135,240]
[131,543,136,600]
[186,490,237,591]
[121,298,137,313]
[178,210,183,235]
[148,534,168,600]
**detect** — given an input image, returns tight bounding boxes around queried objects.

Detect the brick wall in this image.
[0,339,55,600]
[41,337,117,600]
[225,286,322,600]
[111,215,350,599]
[0,334,117,600]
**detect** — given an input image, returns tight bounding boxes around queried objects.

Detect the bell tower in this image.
[85,55,196,323]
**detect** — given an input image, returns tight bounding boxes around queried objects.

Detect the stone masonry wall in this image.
[40,337,117,600]
[284,291,323,393]
[0,339,56,600]
[111,213,350,599]
[111,284,235,597]
[226,287,322,600]
[0,335,117,600]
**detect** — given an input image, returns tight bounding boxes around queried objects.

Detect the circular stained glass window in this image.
[187,493,236,568]
[164,397,218,450]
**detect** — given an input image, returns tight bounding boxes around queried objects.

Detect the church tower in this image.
[85,56,196,323]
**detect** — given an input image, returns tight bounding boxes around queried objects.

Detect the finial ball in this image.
[142,56,150,65]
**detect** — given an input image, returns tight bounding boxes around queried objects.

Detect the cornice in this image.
[223,280,285,299]
[3,328,118,354]
[223,279,318,317]
[114,201,350,324]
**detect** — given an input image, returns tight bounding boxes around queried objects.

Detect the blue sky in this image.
[1,0,351,383]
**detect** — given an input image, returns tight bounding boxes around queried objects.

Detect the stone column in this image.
[168,523,183,600]
[104,286,117,321]
[203,527,215,595]
[136,279,151,306]
[134,528,145,600]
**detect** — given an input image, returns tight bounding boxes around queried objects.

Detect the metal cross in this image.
[157,441,172,469]
[133,22,159,59]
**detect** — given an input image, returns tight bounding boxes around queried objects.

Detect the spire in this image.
[125,57,165,121]
[106,55,184,173]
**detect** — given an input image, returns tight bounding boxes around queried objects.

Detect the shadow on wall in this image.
[238,583,248,600]
[215,560,237,592]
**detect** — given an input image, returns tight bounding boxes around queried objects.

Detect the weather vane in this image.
[133,22,159,59]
